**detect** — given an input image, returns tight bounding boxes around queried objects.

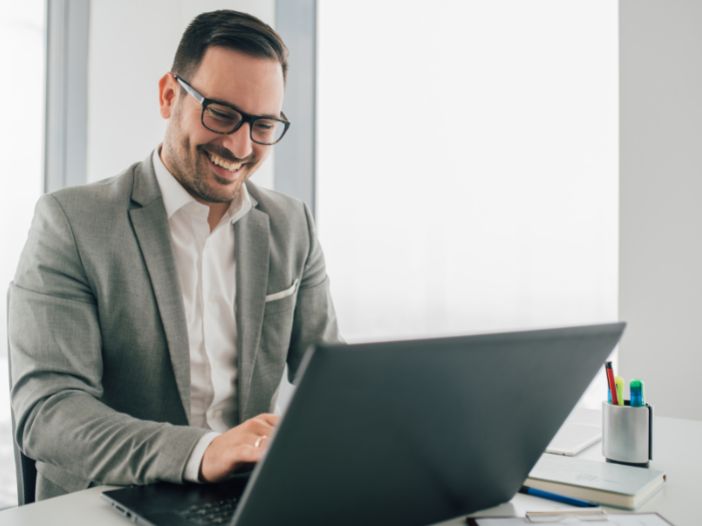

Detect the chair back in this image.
[7,285,37,505]
[10,421,36,505]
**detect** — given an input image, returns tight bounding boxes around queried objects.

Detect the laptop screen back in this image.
[231,323,624,526]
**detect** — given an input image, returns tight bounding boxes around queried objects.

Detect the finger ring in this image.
[254,436,265,448]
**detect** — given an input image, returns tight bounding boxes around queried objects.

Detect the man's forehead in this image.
[190,46,285,113]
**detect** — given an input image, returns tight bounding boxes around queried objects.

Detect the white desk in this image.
[1,416,699,526]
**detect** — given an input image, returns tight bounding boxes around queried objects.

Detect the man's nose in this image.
[222,123,254,159]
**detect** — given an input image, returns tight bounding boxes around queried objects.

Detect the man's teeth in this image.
[207,151,242,172]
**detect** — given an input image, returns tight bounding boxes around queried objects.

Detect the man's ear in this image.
[158,73,177,119]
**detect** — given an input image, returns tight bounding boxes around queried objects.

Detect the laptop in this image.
[103,322,625,526]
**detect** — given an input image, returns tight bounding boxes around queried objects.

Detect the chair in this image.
[10,416,36,505]
[7,286,37,505]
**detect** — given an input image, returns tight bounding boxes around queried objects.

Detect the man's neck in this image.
[206,202,230,231]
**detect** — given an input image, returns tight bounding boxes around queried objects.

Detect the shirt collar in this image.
[152,147,252,225]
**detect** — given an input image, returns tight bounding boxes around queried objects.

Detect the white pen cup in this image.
[602,401,652,467]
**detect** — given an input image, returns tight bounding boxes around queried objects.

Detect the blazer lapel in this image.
[235,206,270,421]
[129,158,191,419]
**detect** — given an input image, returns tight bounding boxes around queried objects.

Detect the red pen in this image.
[605,361,618,405]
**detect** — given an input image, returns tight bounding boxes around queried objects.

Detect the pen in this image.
[605,361,618,405]
[615,376,624,406]
[630,379,645,407]
[519,486,598,508]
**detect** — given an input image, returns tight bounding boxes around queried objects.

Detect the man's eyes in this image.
[205,106,280,133]
[208,107,239,121]
[254,120,275,130]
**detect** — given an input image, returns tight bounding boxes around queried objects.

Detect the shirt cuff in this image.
[184,431,221,483]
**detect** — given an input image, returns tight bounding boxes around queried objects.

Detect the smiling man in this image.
[9,10,339,499]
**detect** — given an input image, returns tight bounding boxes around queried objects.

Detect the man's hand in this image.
[199,413,280,483]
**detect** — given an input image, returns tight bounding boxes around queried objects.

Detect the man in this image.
[9,10,339,500]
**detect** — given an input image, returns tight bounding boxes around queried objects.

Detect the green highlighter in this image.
[630,379,645,407]
[614,376,624,406]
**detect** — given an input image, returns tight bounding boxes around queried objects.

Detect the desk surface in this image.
[1,416,699,526]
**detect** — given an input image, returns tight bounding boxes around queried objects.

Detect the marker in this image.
[615,376,625,406]
[519,486,598,508]
[605,361,618,405]
[630,379,645,407]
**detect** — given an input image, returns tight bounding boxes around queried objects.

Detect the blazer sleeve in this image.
[8,194,206,487]
[286,203,342,381]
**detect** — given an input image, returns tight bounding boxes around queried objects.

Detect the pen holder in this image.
[602,401,652,467]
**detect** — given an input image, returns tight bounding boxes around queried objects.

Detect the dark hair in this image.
[171,10,288,81]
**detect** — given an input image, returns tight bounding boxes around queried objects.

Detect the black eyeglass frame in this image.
[172,73,291,145]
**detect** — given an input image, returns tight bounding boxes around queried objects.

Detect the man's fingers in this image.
[247,421,275,437]
[245,413,280,436]
[254,413,280,426]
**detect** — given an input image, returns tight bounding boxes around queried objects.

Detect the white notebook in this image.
[525,455,666,509]
[546,406,601,456]
[469,512,672,525]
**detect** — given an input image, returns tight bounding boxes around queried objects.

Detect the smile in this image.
[206,150,244,173]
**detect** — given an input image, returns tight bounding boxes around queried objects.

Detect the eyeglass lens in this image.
[203,103,287,145]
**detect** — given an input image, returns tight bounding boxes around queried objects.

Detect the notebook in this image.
[546,423,601,456]
[546,407,602,456]
[524,454,666,509]
[468,511,673,525]
[103,323,625,526]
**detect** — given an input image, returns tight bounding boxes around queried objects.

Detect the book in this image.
[468,512,674,525]
[524,454,666,509]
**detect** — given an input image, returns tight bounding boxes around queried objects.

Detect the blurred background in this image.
[2,0,700,508]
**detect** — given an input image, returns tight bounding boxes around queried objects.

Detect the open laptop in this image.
[103,322,625,526]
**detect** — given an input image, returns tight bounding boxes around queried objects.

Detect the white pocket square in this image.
[265,278,299,303]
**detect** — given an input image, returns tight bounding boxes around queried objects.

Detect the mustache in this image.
[199,144,253,164]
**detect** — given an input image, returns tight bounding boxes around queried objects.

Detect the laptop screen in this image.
[231,323,624,525]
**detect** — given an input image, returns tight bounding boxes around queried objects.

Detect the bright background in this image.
[317,1,618,386]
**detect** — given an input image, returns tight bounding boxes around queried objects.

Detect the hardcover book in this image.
[525,454,666,509]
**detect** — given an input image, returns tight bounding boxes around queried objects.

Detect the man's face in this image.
[159,46,285,204]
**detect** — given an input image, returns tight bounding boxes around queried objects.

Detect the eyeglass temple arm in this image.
[172,73,205,104]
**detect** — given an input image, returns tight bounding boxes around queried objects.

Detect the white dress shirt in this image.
[152,149,252,481]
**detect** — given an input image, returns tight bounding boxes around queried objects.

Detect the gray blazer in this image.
[8,154,339,498]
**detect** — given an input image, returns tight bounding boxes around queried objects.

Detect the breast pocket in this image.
[260,279,299,359]
[264,278,299,315]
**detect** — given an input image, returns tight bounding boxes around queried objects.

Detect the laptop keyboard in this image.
[179,496,239,525]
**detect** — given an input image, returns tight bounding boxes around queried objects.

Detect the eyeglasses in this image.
[173,73,290,145]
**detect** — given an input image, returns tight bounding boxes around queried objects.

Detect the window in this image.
[317,1,618,405]
[0,0,46,507]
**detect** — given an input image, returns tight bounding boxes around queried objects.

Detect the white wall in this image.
[86,0,276,187]
[620,0,702,420]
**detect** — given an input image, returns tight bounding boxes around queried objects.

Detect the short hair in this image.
[171,10,288,81]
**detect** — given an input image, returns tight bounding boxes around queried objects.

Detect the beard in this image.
[162,127,255,205]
